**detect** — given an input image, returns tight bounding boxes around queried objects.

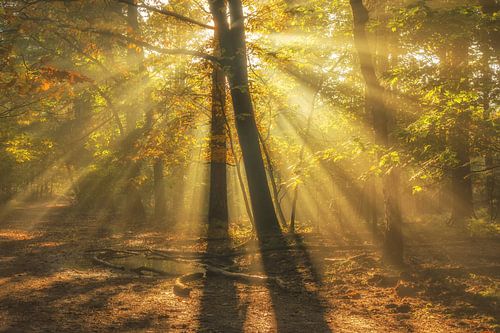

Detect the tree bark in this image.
[479,0,500,52]
[226,119,255,226]
[153,158,166,223]
[448,38,473,226]
[480,0,499,220]
[126,0,142,131]
[290,91,317,233]
[123,0,146,224]
[259,132,287,229]
[209,0,281,237]
[350,0,403,265]
[208,32,229,237]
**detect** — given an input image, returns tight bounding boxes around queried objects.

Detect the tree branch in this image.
[116,0,214,30]
[15,14,219,63]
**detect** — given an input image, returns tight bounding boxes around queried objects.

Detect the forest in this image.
[0,0,499,332]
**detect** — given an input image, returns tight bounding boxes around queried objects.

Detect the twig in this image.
[116,0,214,30]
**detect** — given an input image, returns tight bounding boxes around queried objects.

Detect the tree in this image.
[448,36,474,226]
[209,0,281,237]
[122,0,147,224]
[350,0,404,264]
[479,0,499,220]
[208,32,229,237]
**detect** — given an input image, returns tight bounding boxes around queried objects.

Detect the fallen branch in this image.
[324,253,371,264]
[173,264,286,298]
[86,248,141,255]
[130,266,171,276]
[92,255,175,277]
[204,264,286,289]
[88,243,377,262]
[92,252,286,297]
[92,255,126,271]
[174,272,205,297]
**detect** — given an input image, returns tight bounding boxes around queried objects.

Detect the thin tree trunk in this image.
[350,0,403,265]
[259,105,287,229]
[290,91,317,233]
[225,115,254,226]
[153,158,166,223]
[209,0,280,237]
[258,132,287,229]
[363,177,378,233]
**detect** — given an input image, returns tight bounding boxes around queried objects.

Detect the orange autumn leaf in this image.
[40,81,51,91]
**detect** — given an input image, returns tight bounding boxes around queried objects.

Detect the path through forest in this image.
[0,204,498,332]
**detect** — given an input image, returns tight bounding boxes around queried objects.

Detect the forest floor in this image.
[0,203,498,333]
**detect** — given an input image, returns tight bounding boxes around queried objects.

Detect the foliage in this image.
[0,0,498,225]
[468,211,500,238]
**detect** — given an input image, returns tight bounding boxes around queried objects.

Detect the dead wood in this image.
[92,255,174,277]
[204,264,286,289]
[92,255,126,271]
[130,266,172,276]
[173,263,287,298]
[324,253,371,264]
[174,272,205,297]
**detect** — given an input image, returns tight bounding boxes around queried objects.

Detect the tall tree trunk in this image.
[209,0,280,237]
[126,0,141,131]
[480,0,499,220]
[143,87,166,225]
[70,91,92,196]
[123,0,146,224]
[208,33,229,237]
[350,0,403,264]
[449,38,473,226]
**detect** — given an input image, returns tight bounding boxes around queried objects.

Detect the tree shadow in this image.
[0,204,168,331]
[0,273,161,332]
[411,253,500,326]
[400,233,499,328]
[198,238,247,332]
[258,234,332,332]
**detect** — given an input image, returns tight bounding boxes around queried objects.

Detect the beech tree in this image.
[209,0,281,237]
[350,0,404,264]
[208,31,229,237]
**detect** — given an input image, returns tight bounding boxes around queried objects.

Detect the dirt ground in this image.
[0,204,498,333]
